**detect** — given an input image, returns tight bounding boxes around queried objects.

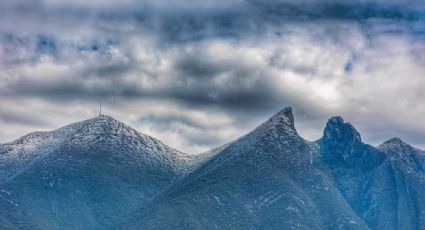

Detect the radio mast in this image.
[99,100,102,116]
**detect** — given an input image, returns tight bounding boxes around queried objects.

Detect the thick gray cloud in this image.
[1,0,425,153]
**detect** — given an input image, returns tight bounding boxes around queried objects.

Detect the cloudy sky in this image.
[1,0,425,153]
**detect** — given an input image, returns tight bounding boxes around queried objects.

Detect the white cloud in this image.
[1,1,425,152]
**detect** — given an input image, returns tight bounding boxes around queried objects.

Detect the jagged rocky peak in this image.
[322,116,361,144]
[264,106,296,131]
[319,116,386,172]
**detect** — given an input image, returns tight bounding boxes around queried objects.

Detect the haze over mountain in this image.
[1,108,424,229]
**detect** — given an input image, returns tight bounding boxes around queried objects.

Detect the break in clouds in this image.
[0,0,425,153]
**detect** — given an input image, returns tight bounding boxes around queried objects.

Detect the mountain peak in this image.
[378,137,412,151]
[265,106,296,131]
[90,114,119,122]
[322,116,361,144]
[77,115,129,130]
[329,116,345,124]
[69,115,150,142]
[382,137,407,145]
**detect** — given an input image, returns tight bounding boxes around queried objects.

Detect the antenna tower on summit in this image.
[99,100,102,116]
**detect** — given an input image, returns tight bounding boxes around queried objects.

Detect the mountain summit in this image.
[0,115,196,183]
[1,109,425,230]
[323,116,361,144]
[0,115,199,229]
[263,106,296,131]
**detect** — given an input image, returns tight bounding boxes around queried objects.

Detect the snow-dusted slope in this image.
[0,115,197,181]
[1,109,425,230]
[379,137,425,173]
[121,109,425,230]
[377,138,425,229]
[121,108,369,229]
[0,115,199,230]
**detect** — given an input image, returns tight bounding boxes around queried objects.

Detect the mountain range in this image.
[1,107,424,230]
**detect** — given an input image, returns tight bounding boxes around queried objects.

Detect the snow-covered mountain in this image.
[120,108,425,230]
[1,109,424,230]
[120,108,368,229]
[0,115,202,229]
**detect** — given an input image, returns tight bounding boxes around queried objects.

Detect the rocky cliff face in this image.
[315,117,425,230]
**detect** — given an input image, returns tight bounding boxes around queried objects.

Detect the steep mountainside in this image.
[121,108,369,230]
[1,109,424,230]
[0,115,200,230]
[316,118,425,230]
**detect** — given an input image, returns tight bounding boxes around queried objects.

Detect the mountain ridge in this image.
[1,108,425,230]
[0,115,207,229]
[0,115,202,182]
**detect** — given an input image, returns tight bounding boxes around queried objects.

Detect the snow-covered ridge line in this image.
[1,107,425,229]
[0,115,201,184]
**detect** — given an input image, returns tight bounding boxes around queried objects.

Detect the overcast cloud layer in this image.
[1,0,425,153]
